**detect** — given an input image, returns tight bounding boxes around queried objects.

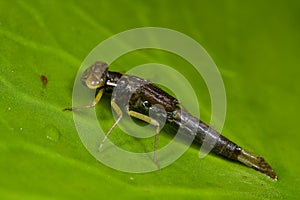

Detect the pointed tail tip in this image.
[256,157,278,181]
[259,165,278,181]
[237,149,278,181]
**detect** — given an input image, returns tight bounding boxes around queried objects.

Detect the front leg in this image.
[63,88,104,111]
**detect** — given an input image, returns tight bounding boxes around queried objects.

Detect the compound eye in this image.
[81,61,108,89]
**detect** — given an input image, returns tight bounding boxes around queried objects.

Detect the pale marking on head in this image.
[81,61,108,89]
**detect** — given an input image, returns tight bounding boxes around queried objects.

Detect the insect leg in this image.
[128,111,160,166]
[63,89,104,111]
[99,101,123,150]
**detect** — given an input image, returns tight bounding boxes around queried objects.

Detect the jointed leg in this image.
[63,89,104,111]
[99,101,123,150]
[128,111,160,166]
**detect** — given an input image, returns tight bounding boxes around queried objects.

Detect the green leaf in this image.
[1,0,299,199]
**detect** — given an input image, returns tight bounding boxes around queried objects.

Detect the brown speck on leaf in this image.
[41,75,48,88]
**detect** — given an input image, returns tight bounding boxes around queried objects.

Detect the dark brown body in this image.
[106,71,242,160]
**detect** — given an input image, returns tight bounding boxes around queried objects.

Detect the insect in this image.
[64,61,277,180]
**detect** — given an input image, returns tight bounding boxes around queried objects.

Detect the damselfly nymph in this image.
[64,61,277,180]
